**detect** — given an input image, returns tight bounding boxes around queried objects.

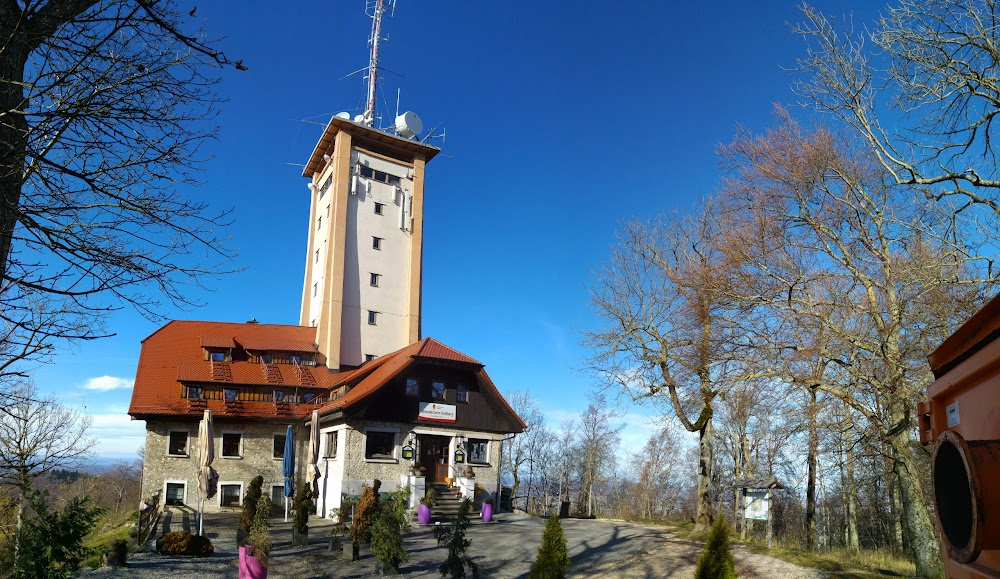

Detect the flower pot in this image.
[481,503,493,523]
[238,545,247,579]
[417,503,432,525]
[377,560,400,575]
[245,553,268,579]
[292,527,309,546]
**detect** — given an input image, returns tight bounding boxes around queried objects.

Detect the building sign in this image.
[418,402,456,423]
[745,490,769,521]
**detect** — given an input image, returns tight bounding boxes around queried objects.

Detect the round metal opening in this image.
[933,434,974,556]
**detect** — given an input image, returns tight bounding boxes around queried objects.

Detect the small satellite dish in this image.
[336,112,351,120]
[354,114,366,123]
[395,111,423,138]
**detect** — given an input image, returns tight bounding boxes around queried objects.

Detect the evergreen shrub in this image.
[528,516,570,579]
[694,515,738,579]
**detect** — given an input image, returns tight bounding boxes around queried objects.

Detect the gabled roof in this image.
[317,337,526,432]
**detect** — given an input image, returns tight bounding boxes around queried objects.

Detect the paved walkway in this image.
[78,508,818,578]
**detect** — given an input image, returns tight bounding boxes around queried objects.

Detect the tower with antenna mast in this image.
[299,0,440,371]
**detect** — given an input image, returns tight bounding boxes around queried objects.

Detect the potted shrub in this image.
[350,485,377,561]
[464,465,475,478]
[417,488,435,525]
[245,495,272,579]
[104,538,129,567]
[238,475,264,546]
[414,462,426,476]
[292,480,314,547]
[370,488,411,575]
[481,498,494,523]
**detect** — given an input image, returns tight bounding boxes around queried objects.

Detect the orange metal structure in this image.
[922,293,1000,578]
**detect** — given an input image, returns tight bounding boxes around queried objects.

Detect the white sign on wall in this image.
[418,402,456,423]
[745,490,769,521]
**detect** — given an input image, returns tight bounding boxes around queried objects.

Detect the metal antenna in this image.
[364,0,388,126]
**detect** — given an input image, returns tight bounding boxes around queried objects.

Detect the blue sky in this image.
[32,0,881,458]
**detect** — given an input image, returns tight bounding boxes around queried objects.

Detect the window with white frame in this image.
[364,430,397,461]
[325,431,338,458]
[468,438,489,464]
[221,433,242,458]
[220,483,242,507]
[167,431,188,456]
[165,481,186,505]
[270,484,286,509]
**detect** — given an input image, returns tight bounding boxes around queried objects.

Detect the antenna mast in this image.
[364,0,389,126]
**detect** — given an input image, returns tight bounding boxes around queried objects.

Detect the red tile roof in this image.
[130,324,524,432]
[129,321,335,419]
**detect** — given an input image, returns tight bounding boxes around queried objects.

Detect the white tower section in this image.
[300,117,438,370]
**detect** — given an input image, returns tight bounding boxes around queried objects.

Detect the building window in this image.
[325,431,338,458]
[220,483,242,507]
[365,430,397,461]
[273,390,285,402]
[370,273,380,287]
[209,351,225,362]
[185,386,203,399]
[261,353,273,364]
[224,388,238,401]
[165,482,186,505]
[313,283,318,297]
[431,381,445,400]
[222,433,242,458]
[368,310,378,325]
[317,216,322,230]
[290,355,301,365]
[457,384,469,403]
[372,236,382,250]
[469,439,489,464]
[374,202,384,215]
[303,393,316,404]
[405,378,418,397]
[365,354,376,362]
[315,249,319,263]
[273,434,286,459]
[168,432,188,456]
[359,165,402,186]
[270,484,285,509]
[327,204,330,217]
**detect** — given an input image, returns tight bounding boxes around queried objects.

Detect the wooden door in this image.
[433,439,449,481]
[418,435,449,482]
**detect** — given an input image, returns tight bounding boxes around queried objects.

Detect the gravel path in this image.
[78,513,820,578]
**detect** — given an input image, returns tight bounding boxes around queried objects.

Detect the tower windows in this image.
[372,237,382,250]
[370,273,380,287]
[365,354,376,362]
[313,283,317,297]
[317,216,322,230]
[368,310,378,325]
[315,249,319,263]
[374,202,384,215]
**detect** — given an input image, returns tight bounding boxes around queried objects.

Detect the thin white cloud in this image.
[87,413,146,456]
[83,375,134,391]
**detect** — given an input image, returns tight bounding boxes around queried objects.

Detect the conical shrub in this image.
[694,515,738,579]
[528,516,570,579]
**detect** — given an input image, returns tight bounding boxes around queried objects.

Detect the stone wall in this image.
[141,419,309,512]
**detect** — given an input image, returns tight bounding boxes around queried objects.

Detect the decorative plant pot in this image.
[245,553,267,579]
[377,559,400,576]
[238,545,247,579]
[417,503,432,525]
[343,542,355,560]
[292,528,309,546]
[481,503,493,523]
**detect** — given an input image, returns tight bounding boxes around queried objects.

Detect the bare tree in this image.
[584,202,753,533]
[794,0,1000,218]
[502,390,543,511]
[575,397,621,518]
[0,382,94,539]
[720,110,993,576]
[0,1,241,382]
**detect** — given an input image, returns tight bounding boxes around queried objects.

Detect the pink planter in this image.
[245,553,268,579]
[238,545,247,579]
[418,503,432,525]
[481,503,493,523]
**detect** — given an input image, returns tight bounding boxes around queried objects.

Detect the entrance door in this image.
[418,435,450,482]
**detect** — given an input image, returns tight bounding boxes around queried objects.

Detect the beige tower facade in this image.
[300,117,439,371]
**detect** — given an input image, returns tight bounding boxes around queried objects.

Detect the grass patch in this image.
[744,542,915,578]
[82,511,139,568]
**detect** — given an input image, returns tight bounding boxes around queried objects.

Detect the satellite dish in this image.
[395,111,423,138]
[354,114,366,123]
[336,112,351,120]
